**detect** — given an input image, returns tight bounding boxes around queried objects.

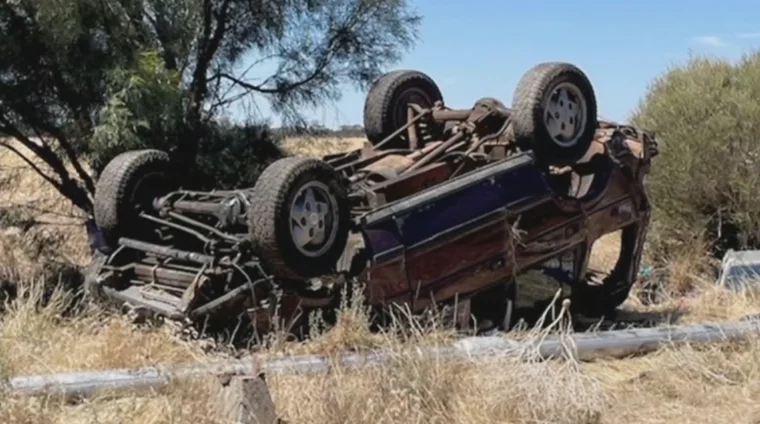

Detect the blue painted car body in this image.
[351,140,652,314]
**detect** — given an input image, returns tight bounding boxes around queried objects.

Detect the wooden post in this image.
[212,366,279,424]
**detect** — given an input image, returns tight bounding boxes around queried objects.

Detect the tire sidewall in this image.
[94,150,176,249]
[114,165,174,243]
[274,166,350,277]
[364,70,444,149]
[390,81,439,128]
[385,78,443,149]
[124,169,172,213]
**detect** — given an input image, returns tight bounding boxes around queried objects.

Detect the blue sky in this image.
[232,0,760,129]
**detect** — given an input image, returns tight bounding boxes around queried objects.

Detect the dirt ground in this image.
[1,136,760,423]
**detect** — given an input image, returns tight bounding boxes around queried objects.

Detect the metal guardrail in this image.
[6,317,760,401]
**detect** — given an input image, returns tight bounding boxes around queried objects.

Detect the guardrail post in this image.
[212,367,279,424]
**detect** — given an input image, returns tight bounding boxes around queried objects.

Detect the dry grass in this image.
[269,354,606,424]
[0,140,91,283]
[0,281,211,378]
[280,136,366,157]
[585,338,760,424]
[588,231,622,274]
[3,135,760,423]
[3,277,760,424]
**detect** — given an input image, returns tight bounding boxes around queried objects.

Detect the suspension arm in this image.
[118,238,217,265]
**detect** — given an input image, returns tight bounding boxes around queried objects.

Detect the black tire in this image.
[93,149,176,252]
[511,62,598,166]
[363,70,444,149]
[248,157,350,280]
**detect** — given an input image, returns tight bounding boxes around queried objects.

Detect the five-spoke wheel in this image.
[248,156,350,280]
[512,62,598,166]
[288,181,341,259]
[543,82,588,148]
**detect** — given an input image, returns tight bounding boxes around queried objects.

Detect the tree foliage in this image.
[632,51,760,259]
[0,0,421,214]
[90,50,186,174]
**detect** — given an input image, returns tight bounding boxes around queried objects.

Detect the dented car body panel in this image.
[356,125,654,313]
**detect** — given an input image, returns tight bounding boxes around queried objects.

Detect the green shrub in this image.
[194,121,287,191]
[632,51,760,259]
[90,51,286,191]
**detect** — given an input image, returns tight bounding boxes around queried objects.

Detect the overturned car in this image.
[84,61,658,336]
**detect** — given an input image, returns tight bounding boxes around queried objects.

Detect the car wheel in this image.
[511,62,598,167]
[363,70,445,149]
[248,157,351,280]
[93,149,177,253]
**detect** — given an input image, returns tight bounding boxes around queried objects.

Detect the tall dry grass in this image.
[0,140,91,285]
[2,135,760,423]
[3,272,760,423]
[279,136,366,157]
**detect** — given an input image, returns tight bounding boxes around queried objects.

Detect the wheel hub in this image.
[289,181,339,257]
[129,171,171,219]
[393,87,436,142]
[543,82,587,148]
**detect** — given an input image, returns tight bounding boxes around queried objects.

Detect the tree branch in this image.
[8,2,98,195]
[208,54,280,96]
[0,140,64,195]
[215,55,331,95]
[4,103,95,196]
[146,2,179,71]
[211,25,344,99]
[35,122,96,195]
[0,119,93,213]
[178,0,233,163]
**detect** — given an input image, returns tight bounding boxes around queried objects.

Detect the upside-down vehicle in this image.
[84,62,659,336]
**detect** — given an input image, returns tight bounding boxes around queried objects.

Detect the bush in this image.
[195,121,287,191]
[632,51,760,260]
[89,50,186,176]
[90,51,286,191]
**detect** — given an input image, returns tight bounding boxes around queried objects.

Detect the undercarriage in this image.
[86,97,519,334]
[85,61,658,338]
